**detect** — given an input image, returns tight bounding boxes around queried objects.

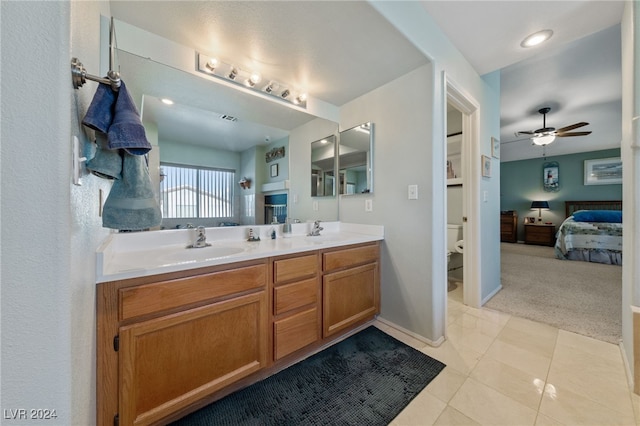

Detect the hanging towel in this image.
[82,83,117,133]
[107,81,152,155]
[86,132,122,180]
[102,152,162,231]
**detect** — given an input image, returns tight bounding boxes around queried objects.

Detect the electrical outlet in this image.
[365,199,373,212]
[293,194,299,204]
[408,184,418,200]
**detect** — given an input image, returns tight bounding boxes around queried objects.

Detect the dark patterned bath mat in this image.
[171,326,446,425]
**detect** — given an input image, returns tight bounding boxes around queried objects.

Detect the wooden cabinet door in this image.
[118,292,267,426]
[323,263,378,338]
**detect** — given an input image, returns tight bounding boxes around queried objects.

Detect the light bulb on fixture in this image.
[264,81,279,94]
[294,93,307,105]
[531,134,556,146]
[280,89,290,99]
[227,67,238,80]
[245,72,262,87]
[205,58,218,73]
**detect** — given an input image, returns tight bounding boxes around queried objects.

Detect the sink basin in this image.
[157,246,245,264]
[304,235,340,244]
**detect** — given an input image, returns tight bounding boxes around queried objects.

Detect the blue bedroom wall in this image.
[500,148,622,242]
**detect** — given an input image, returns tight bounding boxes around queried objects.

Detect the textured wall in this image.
[1,2,111,424]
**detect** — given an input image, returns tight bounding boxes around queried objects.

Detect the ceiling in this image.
[110,1,626,160]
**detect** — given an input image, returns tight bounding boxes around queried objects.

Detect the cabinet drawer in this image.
[273,254,318,284]
[119,263,266,321]
[323,243,379,272]
[273,308,319,360]
[273,278,318,315]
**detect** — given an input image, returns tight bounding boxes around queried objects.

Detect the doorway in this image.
[446,80,481,308]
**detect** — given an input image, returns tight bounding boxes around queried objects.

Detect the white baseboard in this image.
[374,316,445,347]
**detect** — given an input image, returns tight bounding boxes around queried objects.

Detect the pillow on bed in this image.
[572,210,622,223]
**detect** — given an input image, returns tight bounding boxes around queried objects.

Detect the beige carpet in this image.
[485,243,622,344]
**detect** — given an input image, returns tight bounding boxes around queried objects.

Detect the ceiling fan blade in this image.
[555,122,589,133]
[515,131,536,135]
[556,131,592,137]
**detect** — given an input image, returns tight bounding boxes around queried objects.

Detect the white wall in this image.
[1,1,110,424]
[339,65,435,338]
[366,1,501,339]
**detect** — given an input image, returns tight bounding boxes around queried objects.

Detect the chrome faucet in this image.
[307,220,323,237]
[188,226,211,248]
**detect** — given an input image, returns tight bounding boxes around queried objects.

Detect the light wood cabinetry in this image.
[97,261,269,426]
[97,242,380,425]
[322,243,380,338]
[272,253,320,361]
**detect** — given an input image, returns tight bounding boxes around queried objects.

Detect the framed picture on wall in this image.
[543,161,559,192]
[584,157,622,185]
[270,163,279,178]
[491,137,500,159]
[481,155,491,178]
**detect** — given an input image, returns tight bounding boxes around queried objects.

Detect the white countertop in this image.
[96,222,384,283]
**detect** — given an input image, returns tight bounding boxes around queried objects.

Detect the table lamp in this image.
[530,201,550,222]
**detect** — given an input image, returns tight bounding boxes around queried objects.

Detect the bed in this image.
[554,200,622,265]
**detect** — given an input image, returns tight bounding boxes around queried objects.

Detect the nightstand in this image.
[500,211,518,243]
[524,224,556,246]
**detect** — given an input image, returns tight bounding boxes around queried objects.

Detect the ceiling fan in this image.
[515,107,591,146]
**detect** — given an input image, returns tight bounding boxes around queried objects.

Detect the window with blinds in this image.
[160,163,235,219]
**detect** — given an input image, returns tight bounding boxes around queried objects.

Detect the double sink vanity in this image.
[95,222,383,425]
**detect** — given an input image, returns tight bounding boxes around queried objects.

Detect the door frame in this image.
[446,77,482,308]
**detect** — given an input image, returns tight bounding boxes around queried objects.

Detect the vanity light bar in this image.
[196,53,307,108]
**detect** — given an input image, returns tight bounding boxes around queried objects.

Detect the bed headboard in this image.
[565,200,622,218]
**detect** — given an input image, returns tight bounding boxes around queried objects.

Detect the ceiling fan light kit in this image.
[515,107,592,146]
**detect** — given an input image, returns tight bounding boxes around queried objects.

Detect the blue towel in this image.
[107,81,152,155]
[82,83,116,133]
[86,132,122,180]
[102,152,162,231]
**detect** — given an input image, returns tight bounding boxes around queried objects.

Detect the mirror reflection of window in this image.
[311,135,337,197]
[338,122,373,195]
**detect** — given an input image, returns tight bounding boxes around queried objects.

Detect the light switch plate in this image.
[408,184,418,200]
[365,199,373,212]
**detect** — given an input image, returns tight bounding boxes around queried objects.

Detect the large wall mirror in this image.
[113,20,339,228]
[339,122,374,195]
[311,135,337,197]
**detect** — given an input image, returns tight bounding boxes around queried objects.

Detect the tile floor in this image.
[381,282,640,426]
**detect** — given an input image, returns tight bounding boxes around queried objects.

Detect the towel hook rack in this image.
[71,17,120,92]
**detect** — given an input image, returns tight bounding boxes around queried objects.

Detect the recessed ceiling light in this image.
[520,29,553,48]
[161,98,174,105]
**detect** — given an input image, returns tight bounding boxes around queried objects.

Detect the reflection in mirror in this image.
[115,47,339,227]
[339,122,373,194]
[311,135,337,197]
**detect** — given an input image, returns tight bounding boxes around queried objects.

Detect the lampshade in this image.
[532,134,555,146]
[530,201,550,210]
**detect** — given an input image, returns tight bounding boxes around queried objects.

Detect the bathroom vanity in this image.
[95,222,382,425]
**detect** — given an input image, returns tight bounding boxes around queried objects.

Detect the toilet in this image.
[447,224,464,271]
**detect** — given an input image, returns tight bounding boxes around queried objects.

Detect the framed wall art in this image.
[543,161,559,192]
[491,137,500,159]
[481,155,491,178]
[270,163,279,178]
[584,157,622,185]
